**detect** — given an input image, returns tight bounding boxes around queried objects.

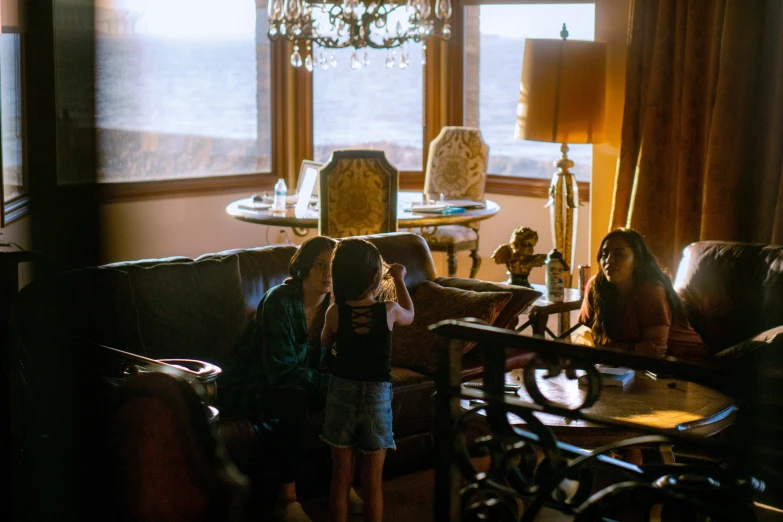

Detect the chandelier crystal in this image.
[267,0,452,70]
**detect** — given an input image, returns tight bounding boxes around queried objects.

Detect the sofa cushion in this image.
[389,366,438,440]
[392,281,512,375]
[714,325,783,379]
[365,232,437,291]
[200,245,297,321]
[58,267,146,353]
[713,325,783,434]
[125,255,246,363]
[435,277,541,330]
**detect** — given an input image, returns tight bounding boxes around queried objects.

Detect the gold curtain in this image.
[611,0,783,271]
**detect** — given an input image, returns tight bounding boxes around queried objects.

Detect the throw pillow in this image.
[392,281,512,375]
[435,277,542,330]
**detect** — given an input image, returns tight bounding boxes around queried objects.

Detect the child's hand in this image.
[388,263,407,282]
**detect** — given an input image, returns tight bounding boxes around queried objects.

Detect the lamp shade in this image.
[515,38,607,144]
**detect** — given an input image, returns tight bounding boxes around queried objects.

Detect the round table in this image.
[226,191,500,231]
[461,368,738,448]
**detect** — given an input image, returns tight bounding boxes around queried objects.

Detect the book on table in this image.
[441,199,485,210]
[579,365,635,389]
[409,204,467,214]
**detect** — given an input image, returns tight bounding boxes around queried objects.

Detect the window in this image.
[464,3,595,181]
[89,0,271,183]
[313,39,424,171]
[1,31,24,203]
[2,0,27,223]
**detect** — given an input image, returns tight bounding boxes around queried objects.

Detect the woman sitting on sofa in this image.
[221,235,357,521]
[579,228,708,363]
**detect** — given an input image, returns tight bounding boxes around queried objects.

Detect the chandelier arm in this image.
[268,0,452,59]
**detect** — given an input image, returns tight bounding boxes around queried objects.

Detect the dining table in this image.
[226,191,501,235]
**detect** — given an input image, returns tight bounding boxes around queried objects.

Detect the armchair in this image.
[318,149,398,238]
[419,126,489,278]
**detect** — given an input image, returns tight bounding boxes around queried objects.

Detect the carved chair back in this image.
[424,126,489,205]
[318,149,398,238]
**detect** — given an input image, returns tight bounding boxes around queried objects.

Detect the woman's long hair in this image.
[590,228,687,345]
[288,236,338,282]
[288,236,337,346]
[331,238,395,304]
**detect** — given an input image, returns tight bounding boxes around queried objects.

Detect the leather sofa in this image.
[674,240,783,356]
[673,241,783,501]
[16,232,541,484]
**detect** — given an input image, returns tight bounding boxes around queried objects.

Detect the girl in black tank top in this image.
[332,301,393,382]
[320,239,414,522]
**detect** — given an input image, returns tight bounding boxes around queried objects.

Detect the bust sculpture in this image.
[491,227,547,287]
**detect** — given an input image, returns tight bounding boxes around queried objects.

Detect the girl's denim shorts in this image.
[320,376,395,453]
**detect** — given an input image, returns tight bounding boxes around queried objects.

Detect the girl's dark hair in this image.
[289,236,338,281]
[331,238,390,304]
[590,228,688,345]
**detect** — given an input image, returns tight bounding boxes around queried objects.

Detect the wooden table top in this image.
[461,368,738,447]
[226,191,500,229]
[527,283,584,313]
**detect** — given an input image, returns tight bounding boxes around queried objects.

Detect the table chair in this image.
[419,126,489,278]
[318,149,398,238]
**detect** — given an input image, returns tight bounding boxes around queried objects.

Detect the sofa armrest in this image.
[435,277,541,330]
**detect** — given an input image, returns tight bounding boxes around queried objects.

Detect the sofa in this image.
[674,241,783,357]
[16,232,541,487]
[673,241,783,466]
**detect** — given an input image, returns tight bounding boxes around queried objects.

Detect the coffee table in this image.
[460,368,738,448]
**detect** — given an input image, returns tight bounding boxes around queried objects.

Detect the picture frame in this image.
[297,160,323,198]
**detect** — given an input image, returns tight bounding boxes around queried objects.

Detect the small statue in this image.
[492,227,547,287]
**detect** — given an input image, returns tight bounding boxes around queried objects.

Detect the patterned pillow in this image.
[392,281,512,375]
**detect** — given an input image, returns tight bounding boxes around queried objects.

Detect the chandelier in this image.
[267,0,453,70]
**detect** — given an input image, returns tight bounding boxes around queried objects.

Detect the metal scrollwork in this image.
[522,356,600,411]
[432,320,767,521]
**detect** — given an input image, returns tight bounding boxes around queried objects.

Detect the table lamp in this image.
[514,24,606,280]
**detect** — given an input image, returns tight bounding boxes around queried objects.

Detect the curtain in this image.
[611,0,783,271]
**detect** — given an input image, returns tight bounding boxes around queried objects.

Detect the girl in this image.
[320,238,414,522]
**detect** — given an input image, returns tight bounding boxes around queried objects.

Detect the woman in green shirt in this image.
[220,235,339,521]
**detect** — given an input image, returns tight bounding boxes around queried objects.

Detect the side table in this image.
[515,283,583,339]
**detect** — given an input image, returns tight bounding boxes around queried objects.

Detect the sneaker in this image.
[348,487,364,515]
[275,501,312,522]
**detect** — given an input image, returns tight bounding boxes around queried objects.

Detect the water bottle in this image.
[545,249,567,302]
[273,178,287,211]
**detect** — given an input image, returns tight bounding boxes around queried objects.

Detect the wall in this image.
[590,0,631,259]
[99,190,590,285]
[1,214,31,250]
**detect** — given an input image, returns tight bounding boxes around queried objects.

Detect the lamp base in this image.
[545,143,579,281]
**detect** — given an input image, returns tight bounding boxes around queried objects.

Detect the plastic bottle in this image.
[273,178,287,211]
[545,249,567,302]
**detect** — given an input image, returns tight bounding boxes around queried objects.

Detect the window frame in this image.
[70,0,593,203]
[1,21,29,226]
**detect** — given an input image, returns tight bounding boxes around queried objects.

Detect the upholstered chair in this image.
[318,149,399,238]
[420,126,489,278]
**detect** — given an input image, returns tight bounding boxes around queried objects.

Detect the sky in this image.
[101,1,595,40]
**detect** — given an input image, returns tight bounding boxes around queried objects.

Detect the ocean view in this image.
[60,32,590,182]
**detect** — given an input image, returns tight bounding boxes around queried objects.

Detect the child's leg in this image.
[360,449,386,522]
[329,446,355,522]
